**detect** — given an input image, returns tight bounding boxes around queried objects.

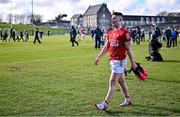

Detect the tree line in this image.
[0,13,43,25]
[0,13,68,25]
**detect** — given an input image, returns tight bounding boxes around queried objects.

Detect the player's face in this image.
[112,15,123,28]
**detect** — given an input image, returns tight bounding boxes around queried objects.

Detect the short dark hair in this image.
[112,11,123,17]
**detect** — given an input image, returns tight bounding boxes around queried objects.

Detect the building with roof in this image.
[71,4,180,30]
[70,14,83,28]
[83,3,111,29]
[157,11,180,17]
[36,20,70,29]
[123,15,180,30]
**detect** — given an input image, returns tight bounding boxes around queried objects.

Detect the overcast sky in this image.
[0,0,180,22]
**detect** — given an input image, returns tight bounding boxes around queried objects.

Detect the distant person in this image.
[135,26,141,44]
[148,29,152,42]
[94,26,102,49]
[140,30,145,41]
[154,26,161,42]
[39,31,43,39]
[34,28,41,44]
[9,28,16,42]
[47,30,50,37]
[173,28,178,47]
[170,28,176,47]
[9,28,14,41]
[0,29,2,40]
[24,30,29,41]
[145,34,163,61]
[165,27,171,47]
[15,30,20,41]
[70,26,78,47]
[80,27,86,40]
[12,29,16,41]
[2,31,8,42]
[19,31,24,42]
[91,28,95,40]
[76,29,80,41]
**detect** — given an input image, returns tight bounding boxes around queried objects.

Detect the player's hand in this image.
[94,57,99,65]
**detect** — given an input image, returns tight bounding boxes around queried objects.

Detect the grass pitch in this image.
[0,36,180,116]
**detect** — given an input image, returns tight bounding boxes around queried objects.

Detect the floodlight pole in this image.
[32,0,34,36]
[10,0,12,28]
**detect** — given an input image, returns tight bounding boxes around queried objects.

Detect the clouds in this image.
[145,0,180,11]
[107,0,180,16]
[0,0,10,4]
[0,0,179,22]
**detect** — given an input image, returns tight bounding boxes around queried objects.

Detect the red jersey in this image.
[107,28,131,60]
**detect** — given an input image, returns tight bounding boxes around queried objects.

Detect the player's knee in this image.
[109,78,117,86]
[118,78,125,84]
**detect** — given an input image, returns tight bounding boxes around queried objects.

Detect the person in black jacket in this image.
[94,26,103,49]
[165,27,171,47]
[34,28,41,44]
[70,26,78,47]
[145,34,163,61]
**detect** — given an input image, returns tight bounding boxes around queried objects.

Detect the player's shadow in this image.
[132,104,179,115]
[105,110,123,116]
[147,78,180,84]
[163,60,180,63]
[105,104,179,116]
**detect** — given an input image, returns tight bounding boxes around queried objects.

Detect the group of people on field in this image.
[0,28,29,42]
[69,25,106,49]
[0,28,51,44]
[70,21,179,62]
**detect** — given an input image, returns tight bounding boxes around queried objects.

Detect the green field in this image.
[0,36,180,116]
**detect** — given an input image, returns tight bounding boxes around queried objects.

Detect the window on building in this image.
[151,17,156,25]
[103,14,105,18]
[103,7,105,11]
[140,17,145,25]
[156,17,160,24]
[126,21,129,25]
[146,17,150,24]
[130,21,133,25]
[162,18,166,23]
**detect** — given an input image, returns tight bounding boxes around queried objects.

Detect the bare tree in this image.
[0,13,3,22]
[34,14,43,24]
[6,13,13,24]
[27,14,43,24]
[14,14,21,24]
[19,14,26,24]
[26,15,32,24]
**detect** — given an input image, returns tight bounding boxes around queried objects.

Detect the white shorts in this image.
[110,59,127,73]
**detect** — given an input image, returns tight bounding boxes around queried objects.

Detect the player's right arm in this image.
[94,41,109,65]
